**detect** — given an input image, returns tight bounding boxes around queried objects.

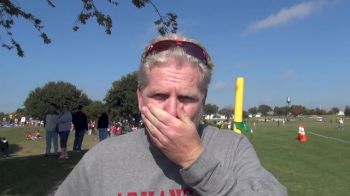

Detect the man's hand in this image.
[141,104,203,168]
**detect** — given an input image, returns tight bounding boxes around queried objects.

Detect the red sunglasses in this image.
[146,40,209,65]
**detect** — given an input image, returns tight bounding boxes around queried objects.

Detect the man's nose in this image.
[164,97,179,117]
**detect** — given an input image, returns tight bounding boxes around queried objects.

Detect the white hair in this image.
[138,34,214,93]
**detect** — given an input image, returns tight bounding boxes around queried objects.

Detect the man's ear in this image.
[136,87,143,112]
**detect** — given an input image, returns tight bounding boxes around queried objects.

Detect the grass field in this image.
[0,126,99,195]
[250,118,350,196]
[0,118,349,196]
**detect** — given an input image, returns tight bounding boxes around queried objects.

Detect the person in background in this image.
[97,112,109,141]
[1,137,9,157]
[72,105,88,152]
[57,105,72,160]
[122,119,131,134]
[44,103,59,157]
[55,34,287,195]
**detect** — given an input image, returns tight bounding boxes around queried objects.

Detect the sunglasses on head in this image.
[145,40,209,66]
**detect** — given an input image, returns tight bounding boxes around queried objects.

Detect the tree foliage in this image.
[289,105,307,117]
[344,106,350,117]
[0,0,52,57]
[104,71,139,121]
[218,107,233,119]
[314,107,326,116]
[273,106,287,116]
[14,107,28,118]
[23,81,91,119]
[257,104,272,116]
[204,103,219,115]
[248,106,258,115]
[83,100,106,121]
[327,107,339,115]
[1,0,178,57]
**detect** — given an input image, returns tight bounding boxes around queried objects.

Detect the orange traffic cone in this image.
[297,124,307,142]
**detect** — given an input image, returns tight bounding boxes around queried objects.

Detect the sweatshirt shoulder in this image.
[202,125,245,145]
[82,130,147,163]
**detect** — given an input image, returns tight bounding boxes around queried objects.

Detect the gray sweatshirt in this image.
[58,111,72,132]
[55,125,287,196]
[45,114,58,132]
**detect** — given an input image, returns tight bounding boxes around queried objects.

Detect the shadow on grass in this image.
[0,150,87,196]
[9,144,23,155]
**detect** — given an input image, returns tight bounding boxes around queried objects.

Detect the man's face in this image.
[137,58,205,127]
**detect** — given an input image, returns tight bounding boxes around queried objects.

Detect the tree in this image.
[305,108,315,115]
[344,106,350,116]
[204,103,219,115]
[257,104,272,116]
[105,71,139,122]
[1,0,178,57]
[315,108,326,116]
[218,107,233,119]
[23,81,91,119]
[83,101,106,121]
[14,107,28,118]
[273,106,287,116]
[248,106,258,116]
[290,105,306,117]
[327,107,339,115]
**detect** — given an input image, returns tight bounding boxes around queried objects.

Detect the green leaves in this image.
[154,13,178,35]
[132,0,149,8]
[0,0,49,57]
[104,71,140,121]
[23,81,91,119]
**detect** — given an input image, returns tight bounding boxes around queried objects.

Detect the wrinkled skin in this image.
[137,58,206,168]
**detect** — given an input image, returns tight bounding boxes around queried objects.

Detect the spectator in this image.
[57,105,72,160]
[1,137,9,157]
[44,103,59,157]
[72,105,88,152]
[97,112,109,141]
[35,130,43,139]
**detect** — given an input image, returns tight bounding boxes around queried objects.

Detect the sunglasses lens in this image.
[146,40,207,65]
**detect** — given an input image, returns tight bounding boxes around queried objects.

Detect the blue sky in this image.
[1,0,349,113]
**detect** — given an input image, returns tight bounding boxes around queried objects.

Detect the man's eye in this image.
[179,97,195,103]
[152,94,167,100]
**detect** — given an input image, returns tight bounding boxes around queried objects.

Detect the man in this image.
[1,137,9,157]
[43,104,59,157]
[72,105,88,152]
[58,105,72,160]
[55,34,287,195]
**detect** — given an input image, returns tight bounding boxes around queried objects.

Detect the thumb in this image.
[177,105,191,123]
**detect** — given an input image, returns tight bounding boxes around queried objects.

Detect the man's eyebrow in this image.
[147,89,166,94]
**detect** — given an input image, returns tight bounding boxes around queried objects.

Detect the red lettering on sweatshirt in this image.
[169,189,182,196]
[117,187,193,196]
[141,192,155,196]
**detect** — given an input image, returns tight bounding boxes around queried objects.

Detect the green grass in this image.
[1,119,350,196]
[249,119,350,196]
[0,127,99,195]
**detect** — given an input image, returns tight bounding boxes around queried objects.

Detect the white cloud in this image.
[247,1,325,33]
[213,81,226,92]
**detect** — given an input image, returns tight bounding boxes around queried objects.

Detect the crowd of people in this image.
[42,103,141,160]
